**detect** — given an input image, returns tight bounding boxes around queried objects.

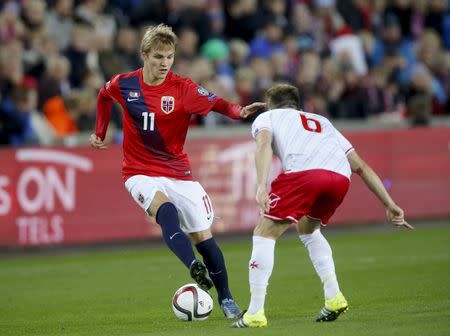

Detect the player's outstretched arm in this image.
[347,150,414,230]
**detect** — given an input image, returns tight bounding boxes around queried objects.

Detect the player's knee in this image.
[155,202,179,225]
[148,191,171,217]
[254,218,284,239]
[189,229,212,244]
[297,217,320,234]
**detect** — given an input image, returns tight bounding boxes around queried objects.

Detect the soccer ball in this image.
[172,283,213,321]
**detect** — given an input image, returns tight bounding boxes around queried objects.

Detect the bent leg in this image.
[190,230,233,302]
[149,191,196,269]
[297,216,340,300]
[248,217,290,314]
[232,217,290,327]
[190,229,240,316]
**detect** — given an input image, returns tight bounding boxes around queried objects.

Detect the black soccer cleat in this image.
[190,260,213,291]
[315,292,349,322]
[315,306,349,322]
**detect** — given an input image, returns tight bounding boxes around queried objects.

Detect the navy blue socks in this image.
[155,202,195,269]
[196,237,232,303]
[155,203,233,302]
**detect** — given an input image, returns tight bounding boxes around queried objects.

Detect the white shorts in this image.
[124,175,214,233]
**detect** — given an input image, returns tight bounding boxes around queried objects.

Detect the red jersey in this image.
[95,69,242,181]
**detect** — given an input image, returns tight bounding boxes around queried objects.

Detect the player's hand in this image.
[241,102,266,119]
[386,204,414,230]
[89,134,108,149]
[256,185,270,214]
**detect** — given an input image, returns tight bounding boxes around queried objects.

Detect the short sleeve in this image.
[251,112,273,138]
[334,128,354,155]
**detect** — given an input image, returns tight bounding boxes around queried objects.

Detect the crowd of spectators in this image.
[0,0,449,147]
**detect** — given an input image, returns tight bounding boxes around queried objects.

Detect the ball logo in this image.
[172,284,213,321]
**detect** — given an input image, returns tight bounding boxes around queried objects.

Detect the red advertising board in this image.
[0,127,449,247]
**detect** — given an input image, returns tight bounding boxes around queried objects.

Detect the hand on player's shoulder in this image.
[241,102,266,118]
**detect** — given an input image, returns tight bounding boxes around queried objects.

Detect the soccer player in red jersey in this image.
[232,84,413,328]
[89,24,264,318]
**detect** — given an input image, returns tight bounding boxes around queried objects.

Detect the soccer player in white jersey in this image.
[232,83,413,328]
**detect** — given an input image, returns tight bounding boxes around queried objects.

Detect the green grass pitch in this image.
[1,225,449,336]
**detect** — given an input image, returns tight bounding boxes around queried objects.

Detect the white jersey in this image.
[251,108,354,178]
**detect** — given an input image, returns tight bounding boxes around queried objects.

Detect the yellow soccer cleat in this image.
[316,292,349,322]
[231,309,268,328]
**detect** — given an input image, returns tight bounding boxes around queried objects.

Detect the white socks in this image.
[247,230,339,314]
[247,236,276,314]
[299,229,340,300]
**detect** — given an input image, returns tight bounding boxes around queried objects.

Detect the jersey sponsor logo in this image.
[138,193,145,204]
[105,81,111,90]
[197,87,209,96]
[161,96,175,114]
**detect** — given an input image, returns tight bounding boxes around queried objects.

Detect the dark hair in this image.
[266,83,300,109]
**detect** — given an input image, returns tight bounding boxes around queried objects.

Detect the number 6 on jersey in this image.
[142,112,155,131]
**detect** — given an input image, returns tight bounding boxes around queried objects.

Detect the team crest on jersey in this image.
[161,96,175,114]
[129,91,140,98]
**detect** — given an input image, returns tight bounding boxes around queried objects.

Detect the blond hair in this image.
[140,24,178,54]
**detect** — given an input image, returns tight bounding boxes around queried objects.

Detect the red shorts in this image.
[264,169,350,225]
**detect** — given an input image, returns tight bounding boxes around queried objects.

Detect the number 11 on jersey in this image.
[142,112,155,131]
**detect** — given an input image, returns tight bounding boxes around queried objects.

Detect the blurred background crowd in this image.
[0,0,449,147]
